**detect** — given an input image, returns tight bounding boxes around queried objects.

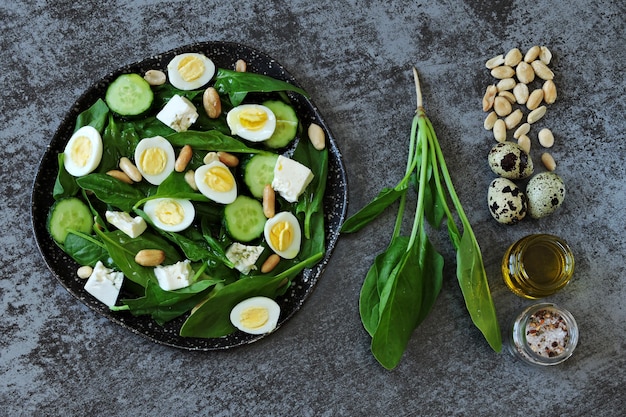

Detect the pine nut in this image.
[484,111,498,130]
[77,265,93,279]
[517,135,531,154]
[504,48,522,67]
[482,84,498,111]
[516,61,535,84]
[539,46,553,65]
[491,65,515,79]
[493,119,507,142]
[202,87,221,119]
[308,123,326,150]
[175,145,193,172]
[498,90,516,103]
[235,59,247,72]
[119,157,143,182]
[263,184,275,218]
[135,249,165,267]
[217,151,239,167]
[203,152,219,164]
[144,70,166,86]
[526,88,544,111]
[184,170,198,190]
[497,78,516,91]
[528,105,547,124]
[261,254,281,273]
[531,60,554,80]
[513,122,531,139]
[107,169,133,184]
[485,54,505,69]
[538,128,555,148]
[542,79,557,104]
[513,83,529,105]
[541,152,557,171]
[504,109,523,130]
[524,45,541,63]
[494,96,512,117]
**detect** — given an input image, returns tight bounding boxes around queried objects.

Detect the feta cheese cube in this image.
[105,211,147,238]
[226,243,264,274]
[156,94,198,132]
[84,261,124,307]
[154,260,193,291]
[271,155,314,203]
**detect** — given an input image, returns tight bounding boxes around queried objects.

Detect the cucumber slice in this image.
[243,153,279,199]
[47,197,94,244]
[224,195,266,242]
[262,100,298,149]
[105,73,154,117]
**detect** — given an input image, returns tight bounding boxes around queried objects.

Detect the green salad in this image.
[48,52,328,339]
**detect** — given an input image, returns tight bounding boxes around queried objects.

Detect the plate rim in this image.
[30,40,348,351]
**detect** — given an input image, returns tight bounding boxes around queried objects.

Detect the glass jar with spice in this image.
[509,303,579,366]
[502,234,575,299]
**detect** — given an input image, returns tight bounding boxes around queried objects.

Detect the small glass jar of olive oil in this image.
[502,234,575,299]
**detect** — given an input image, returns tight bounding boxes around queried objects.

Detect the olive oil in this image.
[502,234,575,299]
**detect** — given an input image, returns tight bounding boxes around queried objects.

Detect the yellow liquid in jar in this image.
[502,234,575,299]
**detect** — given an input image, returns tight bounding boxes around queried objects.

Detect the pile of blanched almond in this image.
[482,45,558,171]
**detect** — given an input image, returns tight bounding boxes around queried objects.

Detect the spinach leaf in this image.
[293,140,328,239]
[64,231,109,267]
[117,278,221,325]
[456,231,501,352]
[370,239,422,370]
[179,252,323,338]
[74,98,109,132]
[95,229,181,288]
[76,173,144,212]
[359,236,410,337]
[166,130,265,153]
[52,154,79,200]
[214,68,309,106]
[340,186,408,233]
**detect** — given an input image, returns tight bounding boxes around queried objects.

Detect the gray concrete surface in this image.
[1,0,624,415]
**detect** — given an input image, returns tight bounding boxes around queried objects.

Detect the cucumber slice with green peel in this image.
[47,197,94,244]
[262,100,298,149]
[105,73,154,117]
[224,195,266,242]
[243,153,279,199]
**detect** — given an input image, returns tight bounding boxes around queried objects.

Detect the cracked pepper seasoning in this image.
[510,303,579,365]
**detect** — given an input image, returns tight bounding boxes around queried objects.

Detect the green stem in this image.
[426,118,474,238]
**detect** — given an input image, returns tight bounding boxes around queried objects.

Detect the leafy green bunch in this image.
[341,68,501,370]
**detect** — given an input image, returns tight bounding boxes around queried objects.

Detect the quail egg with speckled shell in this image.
[488,141,534,180]
[526,172,566,219]
[487,177,528,224]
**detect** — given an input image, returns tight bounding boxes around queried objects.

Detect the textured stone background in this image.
[1,0,624,416]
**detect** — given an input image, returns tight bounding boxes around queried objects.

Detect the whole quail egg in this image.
[488,142,534,180]
[526,172,566,219]
[487,177,527,224]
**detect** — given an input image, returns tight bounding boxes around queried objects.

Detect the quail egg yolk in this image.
[177,55,205,83]
[203,165,235,192]
[139,147,167,175]
[239,307,270,330]
[269,220,293,252]
[69,135,92,168]
[237,108,269,130]
[154,200,185,227]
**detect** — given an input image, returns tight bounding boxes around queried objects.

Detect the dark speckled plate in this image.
[31,41,347,350]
